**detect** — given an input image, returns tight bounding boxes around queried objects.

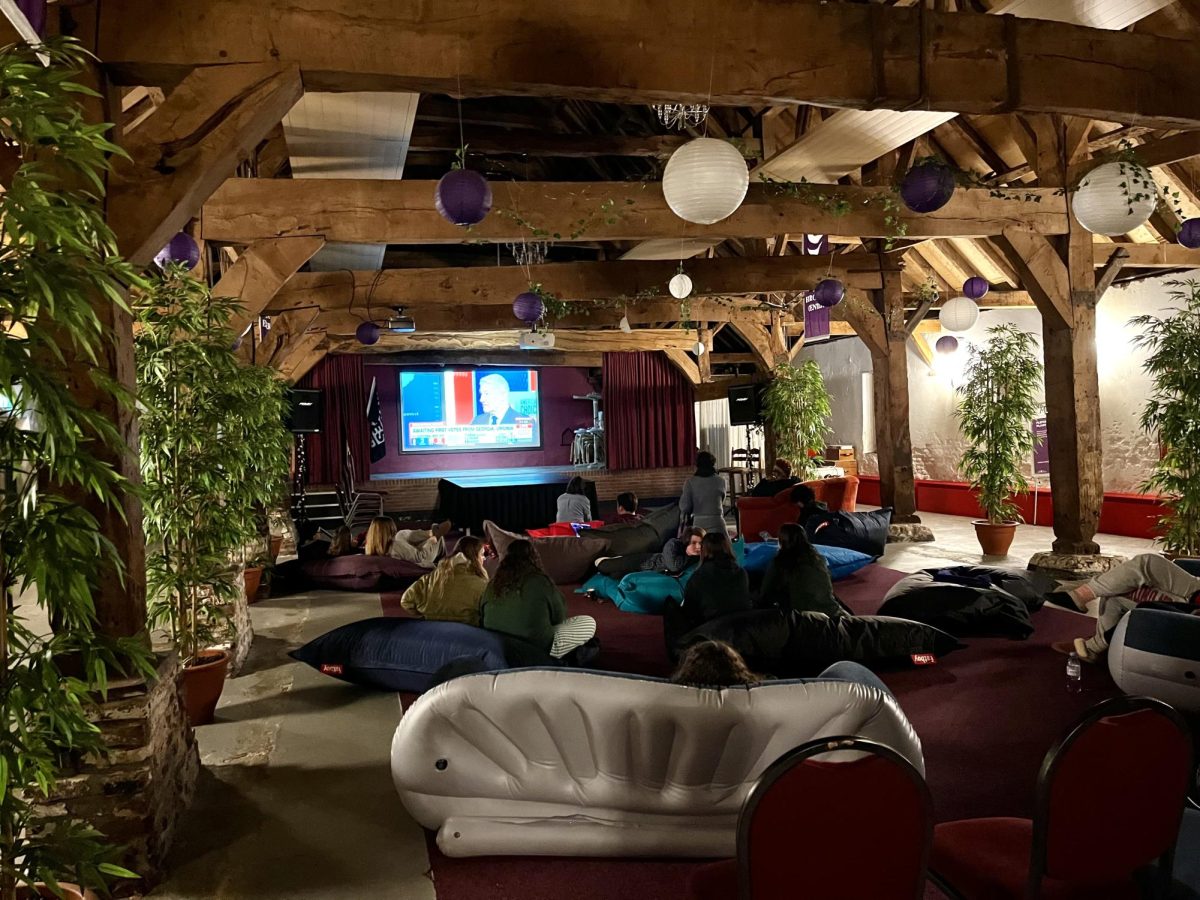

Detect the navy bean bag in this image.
[675,607,961,674]
[877,565,1054,639]
[290,617,557,692]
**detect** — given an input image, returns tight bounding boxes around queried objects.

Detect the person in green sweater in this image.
[480,539,597,658]
[757,523,844,618]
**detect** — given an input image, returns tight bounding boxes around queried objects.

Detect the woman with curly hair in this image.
[480,539,596,658]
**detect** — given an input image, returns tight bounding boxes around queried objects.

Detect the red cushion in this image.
[686,860,735,900]
[932,819,1139,900]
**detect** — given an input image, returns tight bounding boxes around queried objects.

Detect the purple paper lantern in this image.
[434,169,493,226]
[154,232,200,270]
[355,321,380,346]
[16,0,46,36]
[813,278,845,308]
[900,163,956,214]
[513,291,544,324]
[1178,218,1200,250]
[936,335,959,355]
[963,276,990,301]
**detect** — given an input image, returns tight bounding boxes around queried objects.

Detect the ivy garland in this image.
[758,174,910,250]
[500,195,638,242]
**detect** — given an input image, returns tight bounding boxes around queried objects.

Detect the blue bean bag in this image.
[290,617,556,692]
[741,541,872,581]
[579,567,698,615]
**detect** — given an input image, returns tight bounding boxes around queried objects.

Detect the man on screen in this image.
[471,373,526,425]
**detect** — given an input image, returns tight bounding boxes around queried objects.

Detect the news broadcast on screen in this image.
[398,368,541,452]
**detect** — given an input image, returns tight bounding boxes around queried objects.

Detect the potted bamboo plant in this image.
[136,266,291,725]
[1130,280,1200,558]
[955,324,1043,556]
[1,38,149,899]
[761,361,833,481]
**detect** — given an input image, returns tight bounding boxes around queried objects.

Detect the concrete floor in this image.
[148,513,1158,899]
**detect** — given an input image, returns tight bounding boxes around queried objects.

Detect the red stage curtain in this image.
[602,351,696,471]
[297,354,371,484]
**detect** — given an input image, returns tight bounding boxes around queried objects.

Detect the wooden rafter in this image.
[99,1,1200,127]
[216,236,326,338]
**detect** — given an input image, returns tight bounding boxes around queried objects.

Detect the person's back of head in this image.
[695,450,717,477]
[490,539,544,596]
[565,475,586,496]
[699,531,736,566]
[775,522,821,570]
[671,639,760,687]
[450,535,488,580]
[792,483,816,507]
[771,458,793,481]
[364,517,397,556]
[616,491,638,514]
[328,526,354,556]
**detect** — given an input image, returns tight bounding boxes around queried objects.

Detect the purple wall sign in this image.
[804,292,830,341]
[1032,416,1050,475]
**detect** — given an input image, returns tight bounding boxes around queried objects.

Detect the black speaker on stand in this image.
[728,384,764,426]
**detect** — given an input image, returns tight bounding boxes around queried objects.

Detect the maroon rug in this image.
[381,564,1114,900]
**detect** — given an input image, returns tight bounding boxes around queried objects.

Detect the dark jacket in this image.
[683,558,751,624]
[641,537,698,575]
[757,554,842,618]
[749,476,800,498]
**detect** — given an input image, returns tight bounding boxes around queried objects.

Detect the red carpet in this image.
[381,563,1116,900]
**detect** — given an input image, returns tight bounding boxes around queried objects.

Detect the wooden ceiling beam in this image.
[201,179,1068,244]
[99,1,1200,127]
[410,127,759,159]
[664,350,701,386]
[268,255,889,311]
[217,236,326,338]
[1101,243,1200,267]
[107,62,303,267]
[330,329,704,355]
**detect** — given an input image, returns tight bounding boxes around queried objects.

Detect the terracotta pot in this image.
[18,883,98,899]
[243,565,264,604]
[973,520,1018,557]
[180,649,231,727]
[269,534,284,563]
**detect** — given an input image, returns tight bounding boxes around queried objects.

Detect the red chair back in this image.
[806,476,859,513]
[738,736,932,900]
[1033,696,1192,887]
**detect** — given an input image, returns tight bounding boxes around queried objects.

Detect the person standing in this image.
[680,450,727,534]
[480,539,597,659]
[555,475,593,523]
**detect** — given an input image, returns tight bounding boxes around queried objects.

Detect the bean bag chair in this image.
[273,554,431,594]
[1107,605,1200,713]
[290,617,558,692]
[588,520,661,557]
[877,566,1055,639]
[674,607,961,673]
[527,521,604,538]
[390,668,923,858]
[741,542,872,581]
[809,507,893,557]
[484,520,610,585]
[578,567,696,615]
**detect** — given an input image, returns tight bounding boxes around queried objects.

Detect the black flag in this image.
[367,377,386,462]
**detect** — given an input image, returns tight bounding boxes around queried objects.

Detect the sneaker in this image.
[1045,591,1084,611]
[1050,640,1078,656]
[1073,638,1100,663]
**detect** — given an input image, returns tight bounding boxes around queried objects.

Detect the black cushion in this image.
[590,521,660,557]
[877,566,1056,639]
[289,617,557,692]
[809,507,893,557]
[674,607,961,675]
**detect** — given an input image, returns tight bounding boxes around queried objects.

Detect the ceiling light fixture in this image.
[652,103,709,130]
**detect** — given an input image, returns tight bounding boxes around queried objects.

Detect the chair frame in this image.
[930,695,1192,900]
[337,441,384,529]
[736,735,934,900]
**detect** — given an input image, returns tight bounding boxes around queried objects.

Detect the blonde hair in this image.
[364,517,397,556]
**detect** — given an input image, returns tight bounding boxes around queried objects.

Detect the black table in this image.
[436,474,600,535]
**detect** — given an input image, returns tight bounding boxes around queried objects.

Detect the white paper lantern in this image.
[693,340,706,356]
[662,137,750,225]
[939,296,979,333]
[1071,161,1157,236]
[618,314,632,334]
[669,272,694,299]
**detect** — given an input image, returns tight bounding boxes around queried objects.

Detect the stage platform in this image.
[436,474,601,534]
[370,464,594,484]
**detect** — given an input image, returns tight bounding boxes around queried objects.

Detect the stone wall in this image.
[799,272,1197,494]
[35,653,199,893]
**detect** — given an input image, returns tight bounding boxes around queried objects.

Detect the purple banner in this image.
[802,234,829,256]
[1032,416,1050,475]
[803,293,830,341]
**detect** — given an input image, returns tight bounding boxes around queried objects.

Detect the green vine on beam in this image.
[758,174,910,250]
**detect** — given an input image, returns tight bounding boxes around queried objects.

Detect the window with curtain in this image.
[695,398,765,468]
[297,354,371,485]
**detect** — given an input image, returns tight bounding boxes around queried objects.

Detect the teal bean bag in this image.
[579,567,698,615]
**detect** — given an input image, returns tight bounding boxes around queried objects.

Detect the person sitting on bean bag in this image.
[757,523,844,618]
[1049,553,1200,662]
[792,483,830,528]
[481,539,597,659]
[596,527,705,579]
[671,638,894,696]
[664,533,751,643]
[400,536,489,627]
[604,491,643,526]
[363,515,452,567]
[555,475,593,524]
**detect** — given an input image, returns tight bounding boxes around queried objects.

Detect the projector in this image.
[519,330,556,350]
[385,307,416,333]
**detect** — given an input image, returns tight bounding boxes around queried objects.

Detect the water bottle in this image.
[1066,652,1082,693]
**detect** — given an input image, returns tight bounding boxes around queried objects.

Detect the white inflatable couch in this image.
[1108,606,1200,713]
[390,668,923,858]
